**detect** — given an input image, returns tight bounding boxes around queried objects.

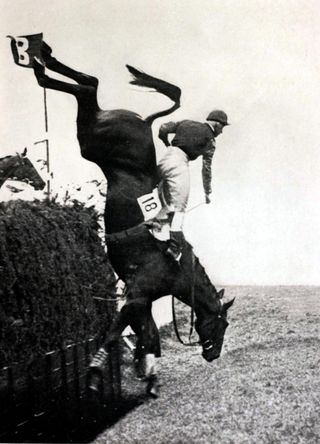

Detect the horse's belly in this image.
[107,231,164,278]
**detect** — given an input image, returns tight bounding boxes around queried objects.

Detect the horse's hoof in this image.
[146,376,160,398]
[33,58,45,74]
[41,41,53,60]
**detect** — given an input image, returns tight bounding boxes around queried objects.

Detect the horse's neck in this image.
[179,256,221,319]
[194,294,219,322]
[0,156,18,188]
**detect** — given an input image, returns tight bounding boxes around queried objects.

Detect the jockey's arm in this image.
[158,121,178,147]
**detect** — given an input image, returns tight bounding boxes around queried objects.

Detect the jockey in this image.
[157,110,229,262]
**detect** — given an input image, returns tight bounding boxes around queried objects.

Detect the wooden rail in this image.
[0,338,121,443]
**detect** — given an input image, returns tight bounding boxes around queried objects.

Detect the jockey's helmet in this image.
[206,110,230,126]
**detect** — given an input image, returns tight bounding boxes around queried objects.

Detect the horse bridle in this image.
[200,313,229,352]
[172,256,227,349]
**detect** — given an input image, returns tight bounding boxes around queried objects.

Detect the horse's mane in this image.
[0,155,14,161]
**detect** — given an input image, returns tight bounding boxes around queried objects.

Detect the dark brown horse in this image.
[0,148,45,191]
[33,42,234,397]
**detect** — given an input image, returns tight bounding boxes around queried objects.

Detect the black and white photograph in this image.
[1,1,319,443]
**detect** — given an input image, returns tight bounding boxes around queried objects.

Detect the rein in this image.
[171,251,199,347]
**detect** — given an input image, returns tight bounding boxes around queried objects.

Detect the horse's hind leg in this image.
[41,41,99,87]
[34,58,88,96]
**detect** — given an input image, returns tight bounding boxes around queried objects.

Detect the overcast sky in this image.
[1,0,320,285]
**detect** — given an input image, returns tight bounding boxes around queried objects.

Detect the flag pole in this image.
[43,86,51,200]
[8,33,51,198]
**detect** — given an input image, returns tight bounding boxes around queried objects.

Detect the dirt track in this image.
[94,286,320,444]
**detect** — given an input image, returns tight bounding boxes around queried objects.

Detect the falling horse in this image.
[0,148,45,191]
[33,43,234,397]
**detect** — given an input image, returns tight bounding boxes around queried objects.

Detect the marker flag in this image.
[7,33,43,68]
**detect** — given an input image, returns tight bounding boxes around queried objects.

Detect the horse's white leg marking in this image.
[144,353,157,377]
[89,347,108,370]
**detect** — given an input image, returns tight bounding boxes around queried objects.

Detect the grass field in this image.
[94,286,320,444]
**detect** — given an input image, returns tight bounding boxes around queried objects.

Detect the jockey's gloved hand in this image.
[166,230,185,262]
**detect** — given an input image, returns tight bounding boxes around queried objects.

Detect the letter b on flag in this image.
[7,33,43,68]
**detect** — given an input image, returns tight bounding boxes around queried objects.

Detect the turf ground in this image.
[94,286,320,444]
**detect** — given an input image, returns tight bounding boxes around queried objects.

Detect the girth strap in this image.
[105,222,148,243]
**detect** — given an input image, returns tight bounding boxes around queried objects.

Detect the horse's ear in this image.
[218,289,225,299]
[22,148,27,157]
[223,297,235,311]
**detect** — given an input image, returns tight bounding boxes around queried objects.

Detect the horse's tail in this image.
[126,65,181,125]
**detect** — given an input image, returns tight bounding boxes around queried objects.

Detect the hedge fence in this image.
[0,199,117,367]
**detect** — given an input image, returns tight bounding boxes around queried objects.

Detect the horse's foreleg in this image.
[128,306,161,398]
[88,301,142,378]
[133,314,161,381]
[89,255,170,397]
[88,301,161,397]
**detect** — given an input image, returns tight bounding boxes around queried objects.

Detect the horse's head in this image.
[13,152,46,191]
[195,289,235,362]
